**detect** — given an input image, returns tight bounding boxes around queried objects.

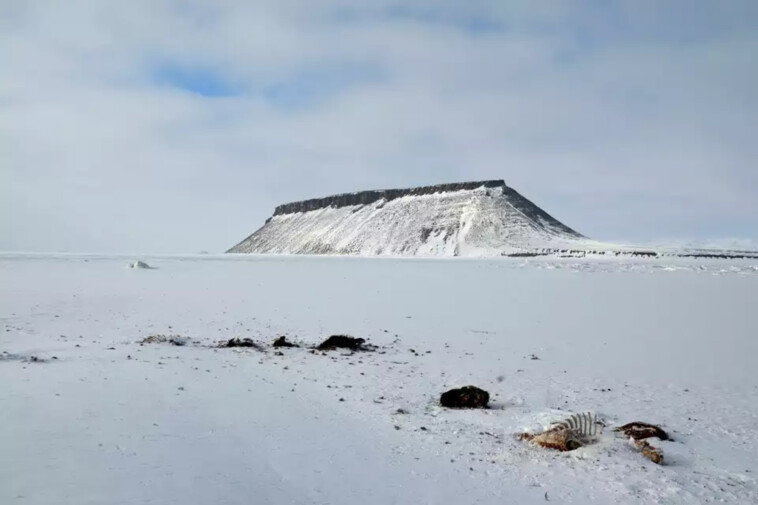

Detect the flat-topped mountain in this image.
[227,180,618,256]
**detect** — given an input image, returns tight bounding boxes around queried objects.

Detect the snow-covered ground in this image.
[2,253,757,504]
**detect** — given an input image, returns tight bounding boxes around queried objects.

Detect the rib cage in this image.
[550,412,603,438]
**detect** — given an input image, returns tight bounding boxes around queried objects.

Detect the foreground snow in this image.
[2,254,757,504]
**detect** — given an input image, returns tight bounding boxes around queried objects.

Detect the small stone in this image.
[440,386,490,409]
[221,338,263,349]
[272,336,298,348]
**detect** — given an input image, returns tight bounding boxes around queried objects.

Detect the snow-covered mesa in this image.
[2,253,757,504]
[228,180,631,256]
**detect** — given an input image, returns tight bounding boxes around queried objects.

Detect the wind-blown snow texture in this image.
[2,254,757,504]
[228,180,618,256]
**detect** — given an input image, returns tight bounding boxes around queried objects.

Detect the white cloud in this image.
[2,0,757,252]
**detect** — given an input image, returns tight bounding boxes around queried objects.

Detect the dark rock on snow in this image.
[317,335,367,351]
[272,336,298,348]
[222,338,263,350]
[440,386,490,409]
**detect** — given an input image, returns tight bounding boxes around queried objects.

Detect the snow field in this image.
[2,254,757,504]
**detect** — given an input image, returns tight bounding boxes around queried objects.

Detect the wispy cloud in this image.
[333,4,505,35]
[261,63,386,110]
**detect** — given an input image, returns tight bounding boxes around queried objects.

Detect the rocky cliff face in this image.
[227,180,605,256]
[272,181,505,216]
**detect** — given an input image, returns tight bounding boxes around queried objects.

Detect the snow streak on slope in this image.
[228,181,611,256]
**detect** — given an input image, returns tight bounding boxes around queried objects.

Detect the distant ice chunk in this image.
[128,260,153,269]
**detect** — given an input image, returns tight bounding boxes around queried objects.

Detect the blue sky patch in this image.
[152,63,240,97]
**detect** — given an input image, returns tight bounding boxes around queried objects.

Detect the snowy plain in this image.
[1,253,757,504]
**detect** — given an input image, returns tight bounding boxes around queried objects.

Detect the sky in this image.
[2,0,757,253]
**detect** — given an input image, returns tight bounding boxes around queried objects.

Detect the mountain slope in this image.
[228,180,611,256]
